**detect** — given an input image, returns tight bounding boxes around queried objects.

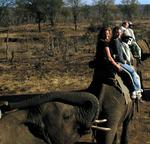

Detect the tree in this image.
[47,0,63,27]
[48,0,63,26]
[16,0,63,32]
[15,0,33,24]
[93,0,116,26]
[81,4,91,21]
[16,0,46,32]
[0,0,15,26]
[60,6,71,23]
[142,4,150,18]
[65,0,82,30]
[120,0,140,20]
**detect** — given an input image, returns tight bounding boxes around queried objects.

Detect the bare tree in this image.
[0,0,15,26]
[81,4,91,21]
[121,0,140,20]
[65,0,81,30]
[92,0,116,26]
[47,0,63,27]
[142,4,150,18]
[16,0,63,32]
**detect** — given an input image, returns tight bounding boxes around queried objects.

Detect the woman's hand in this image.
[117,64,122,72]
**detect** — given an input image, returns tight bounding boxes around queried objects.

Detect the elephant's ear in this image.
[24,105,50,143]
[26,105,43,126]
[24,121,45,141]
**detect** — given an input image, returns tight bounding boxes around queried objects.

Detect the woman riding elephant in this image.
[87,26,136,144]
[89,26,121,93]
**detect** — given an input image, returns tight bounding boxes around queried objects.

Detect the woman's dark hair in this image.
[112,26,121,38]
[96,27,112,52]
[97,26,112,42]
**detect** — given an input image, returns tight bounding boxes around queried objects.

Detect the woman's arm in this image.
[105,46,122,72]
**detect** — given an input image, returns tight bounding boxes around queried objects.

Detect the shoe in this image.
[137,93,142,100]
[131,91,136,99]
[136,90,143,100]
[139,89,143,93]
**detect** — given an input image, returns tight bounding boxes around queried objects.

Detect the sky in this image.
[84,0,150,5]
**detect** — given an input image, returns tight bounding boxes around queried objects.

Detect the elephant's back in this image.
[100,78,133,122]
[102,84,126,110]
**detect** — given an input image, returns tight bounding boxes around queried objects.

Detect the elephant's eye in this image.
[63,111,73,120]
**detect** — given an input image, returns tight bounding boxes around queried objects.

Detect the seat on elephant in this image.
[104,74,132,103]
[88,65,134,104]
[114,74,132,104]
[88,69,132,104]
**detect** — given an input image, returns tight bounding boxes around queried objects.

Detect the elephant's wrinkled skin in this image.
[0,91,99,144]
[87,81,134,144]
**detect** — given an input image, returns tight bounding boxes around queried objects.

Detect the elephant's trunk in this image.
[4,92,99,126]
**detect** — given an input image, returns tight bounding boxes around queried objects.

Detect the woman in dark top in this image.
[95,27,121,72]
[89,26,122,91]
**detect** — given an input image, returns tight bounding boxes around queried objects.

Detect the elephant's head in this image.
[2,91,99,144]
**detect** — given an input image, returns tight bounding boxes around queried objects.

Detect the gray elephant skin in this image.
[87,81,134,144]
[0,91,99,144]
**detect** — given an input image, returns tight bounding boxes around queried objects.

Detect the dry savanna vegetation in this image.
[0,19,150,144]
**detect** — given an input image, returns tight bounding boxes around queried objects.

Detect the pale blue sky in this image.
[84,0,150,5]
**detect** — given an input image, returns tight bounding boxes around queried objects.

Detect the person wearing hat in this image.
[121,21,142,60]
[128,21,142,60]
[120,21,131,36]
[128,21,135,40]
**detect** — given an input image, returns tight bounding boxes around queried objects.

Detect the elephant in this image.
[0,91,100,144]
[87,74,134,144]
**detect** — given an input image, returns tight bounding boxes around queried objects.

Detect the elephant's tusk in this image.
[94,119,107,123]
[0,101,8,107]
[91,125,111,131]
[0,110,2,119]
